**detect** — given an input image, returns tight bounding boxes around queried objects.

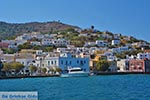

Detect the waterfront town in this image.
[0,24,150,77]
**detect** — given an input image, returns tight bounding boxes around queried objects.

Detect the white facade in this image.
[56,48,68,53]
[113,34,121,39]
[104,51,115,61]
[45,57,59,67]
[111,46,128,53]
[96,40,107,47]
[119,46,128,52]
[8,44,17,48]
[42,38,70,46]
[0,49,3,55]
[16,58,34,67]
[84,42,96,46]
[2,39,27,47]
[137,53,150,59]
[78,33,88,37]
[117,60,129,72]
[107,56,115,61]
[15,34,32,40]
[31,33,44,40]
[112,39,120,45]
[52,39,70,47]
[30,41,41,46]
[100,34,112,39]
[16,40,27,46]
[42,38,53,46]
[36,50,43,55]
[2,40,15,44]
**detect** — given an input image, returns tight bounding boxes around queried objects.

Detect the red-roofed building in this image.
[0,42,9,48]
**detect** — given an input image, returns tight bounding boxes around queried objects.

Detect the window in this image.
[48,61,50,65]
[51,61,53,65]
[61,60,63,65]
[139,67,142,70]
[84,61,86,64]
[55,61,57,65]
[134,67,136,69]
[77,60,79,63]
[66,61,68,65]
[80,61,83,65]
[70,61,71,65]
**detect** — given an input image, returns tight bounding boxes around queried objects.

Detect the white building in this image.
[41,38,53,46]
[104,51,115,61]
[2,39,27,48]
[2,40,15,47]
[113,34,121,39]
[42,38,70,46]
[36,50,43,55]
[31,33,44,40]
[112,39,120,45]
[100,34,112,39]
[84,42,96,46]
[119,46,129,52]
[137,52,150,59]
[56,48,68,53]
[96,40,107,47]
[16,40,27,46]
[15,34,32,40]
[1,54,15,63]
[111,46,128,53]
[117,59,129,72]
[30,41,41,46]
[15,54,34,67]
[52,39,70,47]
[78,33,88,37]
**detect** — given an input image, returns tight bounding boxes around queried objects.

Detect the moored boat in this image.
[61,67,89,77]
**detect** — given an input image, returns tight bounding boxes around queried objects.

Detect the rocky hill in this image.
[0,21,81,39]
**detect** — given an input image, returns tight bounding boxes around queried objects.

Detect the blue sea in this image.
[0,75,150,100]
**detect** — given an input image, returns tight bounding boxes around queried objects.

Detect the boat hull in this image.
[61,72,89,78]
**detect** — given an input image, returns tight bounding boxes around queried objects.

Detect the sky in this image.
[0,0,150,41]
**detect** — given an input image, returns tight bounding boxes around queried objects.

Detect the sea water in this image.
[0,75,150,100]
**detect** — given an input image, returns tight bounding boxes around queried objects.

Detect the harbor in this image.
[0,74,149,100]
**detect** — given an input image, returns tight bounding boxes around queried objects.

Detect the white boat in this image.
[61,67,89,77]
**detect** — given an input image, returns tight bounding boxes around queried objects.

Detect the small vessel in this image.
[61,67,89,77]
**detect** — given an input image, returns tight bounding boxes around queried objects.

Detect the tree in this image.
[55,67,62,74]
[43,47,54,52]
[49,67,55,74]
[3,63,11,72]
[0,60,3,71]
[12,62,24,72]
[96,60,110,71]
[1,48,15,54]
[29,65,37,75]
[41,68,47,74]
[3,62,24,72]
[18,42,32,50]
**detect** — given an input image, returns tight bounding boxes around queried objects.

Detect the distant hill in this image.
[0,21,81,39]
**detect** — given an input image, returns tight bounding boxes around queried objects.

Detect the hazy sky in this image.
[0,0,150,41]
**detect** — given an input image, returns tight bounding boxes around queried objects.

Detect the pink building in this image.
[129,59,150,72]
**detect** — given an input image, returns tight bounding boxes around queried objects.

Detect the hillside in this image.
[0,21,81,39]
